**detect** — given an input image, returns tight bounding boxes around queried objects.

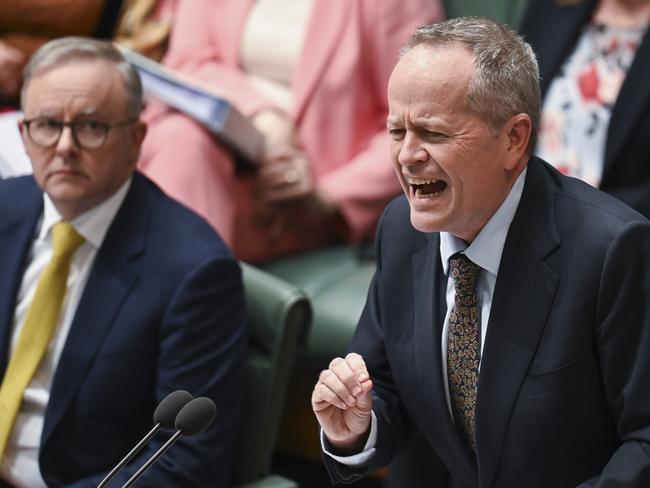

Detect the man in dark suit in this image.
[311,17,650,487]
[0,37,246,487]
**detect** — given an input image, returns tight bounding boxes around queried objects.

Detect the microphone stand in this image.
[97,423,161,488]
[121,430,183,488]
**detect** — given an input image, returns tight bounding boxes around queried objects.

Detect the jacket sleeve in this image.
[578,220,650,486]
[323,201,418,484]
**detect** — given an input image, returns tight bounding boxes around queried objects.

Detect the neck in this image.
[594,0,650,27]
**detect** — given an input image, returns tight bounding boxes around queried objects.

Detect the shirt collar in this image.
[39,177,133,249]
[440,167,527,277]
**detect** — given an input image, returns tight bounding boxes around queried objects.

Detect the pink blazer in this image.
[161,0,443,241]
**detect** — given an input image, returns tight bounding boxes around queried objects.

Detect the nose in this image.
[397,132,428,167]
[54,125,79,158]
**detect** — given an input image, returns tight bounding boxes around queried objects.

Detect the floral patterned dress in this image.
[536,22,646,188]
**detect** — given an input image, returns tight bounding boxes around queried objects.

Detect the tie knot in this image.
[51,221,85,258]
[449,253,481,294]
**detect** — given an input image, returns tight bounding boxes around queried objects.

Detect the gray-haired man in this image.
[0,37,246,487]
[312,17,650,487]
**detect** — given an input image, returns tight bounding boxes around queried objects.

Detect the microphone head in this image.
[175,397,217,436]
[154,390,194,430]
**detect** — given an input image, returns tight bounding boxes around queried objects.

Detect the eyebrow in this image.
[32,108,102,119]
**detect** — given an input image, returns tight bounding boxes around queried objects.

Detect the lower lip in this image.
[49,170,84,178]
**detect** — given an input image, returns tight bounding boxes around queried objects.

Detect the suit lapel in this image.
[291,0,350,123]
[41,175,150,446]
[412,234,478,486]
[604,30,650,175]
[475,160,560,488]
[0,179,43,374]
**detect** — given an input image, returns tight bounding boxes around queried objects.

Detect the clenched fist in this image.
[311,353,373,454]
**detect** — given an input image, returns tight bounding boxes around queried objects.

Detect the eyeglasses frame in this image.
[22,117,139,150]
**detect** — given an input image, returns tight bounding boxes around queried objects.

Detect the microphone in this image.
[121,397,217,488]
[97,390,193,488]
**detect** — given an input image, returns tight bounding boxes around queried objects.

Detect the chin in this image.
[409,211,445,233]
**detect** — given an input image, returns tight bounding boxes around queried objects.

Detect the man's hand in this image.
[312,353,373,454]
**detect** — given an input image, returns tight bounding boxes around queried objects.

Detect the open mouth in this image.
[409,178,448,198]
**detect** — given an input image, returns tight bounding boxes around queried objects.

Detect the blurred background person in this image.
[138,0,443,263]
[0,0,123,106]
[520,0,650,216]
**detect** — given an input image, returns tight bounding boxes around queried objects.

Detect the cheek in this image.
[24,149,49,181]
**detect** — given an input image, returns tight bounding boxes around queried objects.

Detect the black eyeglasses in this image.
[23,117,138,149]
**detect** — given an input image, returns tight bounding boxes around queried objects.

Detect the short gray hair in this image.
[404,17,540,153]
[21,37,143,118]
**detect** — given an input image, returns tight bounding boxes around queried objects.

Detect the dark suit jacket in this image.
[326,158,650,487]
[520,0,650,217]
[0,173,247,487]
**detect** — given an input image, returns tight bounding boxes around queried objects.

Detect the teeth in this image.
[415,188,442,198]
[408,177,439,185]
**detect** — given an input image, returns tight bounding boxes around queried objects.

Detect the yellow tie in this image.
[0,221,85,459]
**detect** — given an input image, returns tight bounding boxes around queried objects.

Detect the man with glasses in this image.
[0,37,246,487]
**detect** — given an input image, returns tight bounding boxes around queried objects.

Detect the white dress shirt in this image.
[0,179,131,487]
[324,168,527,466]
[0,111,32,179]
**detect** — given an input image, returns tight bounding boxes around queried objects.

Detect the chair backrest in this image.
[443,0,528,27]
[231,263,311,485]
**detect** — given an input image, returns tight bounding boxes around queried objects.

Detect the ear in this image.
[129,119,147,159]
[132,120,148,147]
[501,113,532,171]
[123,120,148,172]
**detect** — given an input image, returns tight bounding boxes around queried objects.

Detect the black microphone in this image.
[121,397,217,488]
[97,390,193,488]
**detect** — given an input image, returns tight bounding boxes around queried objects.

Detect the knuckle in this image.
[329,357,343,369]
[318,369,332,382]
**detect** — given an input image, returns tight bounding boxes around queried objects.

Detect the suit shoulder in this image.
[136,174,235,262]
[554,172,647,229]
[379,195,417,235]
[535,163,650,250]
[375,195,429,255]
[0,175,39,203]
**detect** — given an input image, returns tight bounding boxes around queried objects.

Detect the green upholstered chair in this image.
[443,0,528,27]
[231,264,312,488]
[261,246,376,461]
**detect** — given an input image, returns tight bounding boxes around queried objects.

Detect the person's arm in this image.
[312,202,416,484]
[0,0,104,36]
[577,220,650,487]
[0,38,26,100]
[66,256,247,487]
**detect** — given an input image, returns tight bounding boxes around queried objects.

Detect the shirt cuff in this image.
[321,411,378,466]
